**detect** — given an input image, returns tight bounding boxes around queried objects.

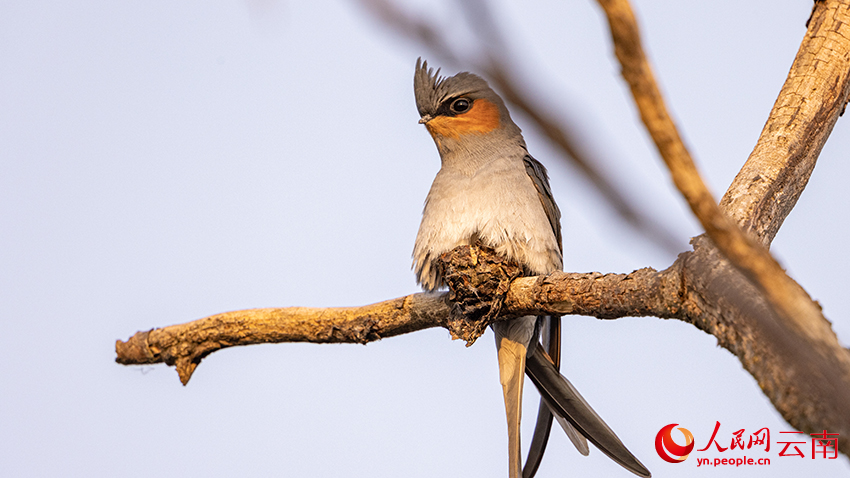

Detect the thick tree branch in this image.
[594,0,850,453]
[720,2,850,244]
[116,293,450,385]
[116,253,680,385]
[678,237,850,455]
[595,0,834,344]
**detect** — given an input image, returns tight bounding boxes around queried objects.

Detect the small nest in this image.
[438,244,523,346]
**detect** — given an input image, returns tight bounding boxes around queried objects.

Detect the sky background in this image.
[2,1,849,477]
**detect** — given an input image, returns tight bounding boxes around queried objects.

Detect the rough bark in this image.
[676,237,850,456]
[116,293,449,385]
[116,254,679,385]
[720,1,850,246]
[596,0,838,348]
[593,0,850,454]
[707,0,850,449]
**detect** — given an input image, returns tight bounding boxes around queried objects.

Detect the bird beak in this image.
[418,114,432,124]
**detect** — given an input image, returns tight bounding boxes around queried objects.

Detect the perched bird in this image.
[411,58,650,478]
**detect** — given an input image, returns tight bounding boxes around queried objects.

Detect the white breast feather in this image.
[413,155,562,291]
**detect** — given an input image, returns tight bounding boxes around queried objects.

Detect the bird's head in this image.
[413,58,522,154]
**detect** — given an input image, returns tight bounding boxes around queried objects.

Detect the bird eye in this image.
[450,98,471,113]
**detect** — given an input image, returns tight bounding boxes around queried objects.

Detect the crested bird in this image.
[411,58,650,478]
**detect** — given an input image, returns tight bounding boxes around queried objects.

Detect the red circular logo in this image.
[655,423,695,463]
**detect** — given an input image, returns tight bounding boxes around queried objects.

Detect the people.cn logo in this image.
[655,423,695,463]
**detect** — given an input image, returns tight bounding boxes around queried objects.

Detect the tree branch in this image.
[720,1,850,244]
[116,293,449,385]
[116,252,680,385]
[594,0,850,453]
[595,0,834,344]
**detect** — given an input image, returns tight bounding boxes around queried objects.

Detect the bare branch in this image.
[116,250,679,385]
[677,236,850,456]
[115,241,850,455]
[720,2,850,244]
[594,0,850,453]
[594,0,842,346]
[116,293,450,385]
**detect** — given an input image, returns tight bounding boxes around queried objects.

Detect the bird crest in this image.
[413,58,489,118]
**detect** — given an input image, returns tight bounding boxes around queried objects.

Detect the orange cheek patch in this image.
[426,99,501,140]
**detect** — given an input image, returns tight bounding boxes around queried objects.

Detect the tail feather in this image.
[555,413,590,456]
[496,335,527,478]
[522,399,553,478]
[494,316,536,478]
[525,346,651,478]
[524,316,591,477]
[522,403,589,478]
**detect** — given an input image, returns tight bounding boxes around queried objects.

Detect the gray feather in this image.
[526,346,651,477]
[523,155,562,253]
[521,157,568,477]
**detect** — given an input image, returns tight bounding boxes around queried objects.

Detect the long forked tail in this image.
[525,345,652,478]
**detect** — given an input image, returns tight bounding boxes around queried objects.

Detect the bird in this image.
[411,58,651,478]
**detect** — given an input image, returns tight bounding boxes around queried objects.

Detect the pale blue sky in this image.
[1,1,848,477]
